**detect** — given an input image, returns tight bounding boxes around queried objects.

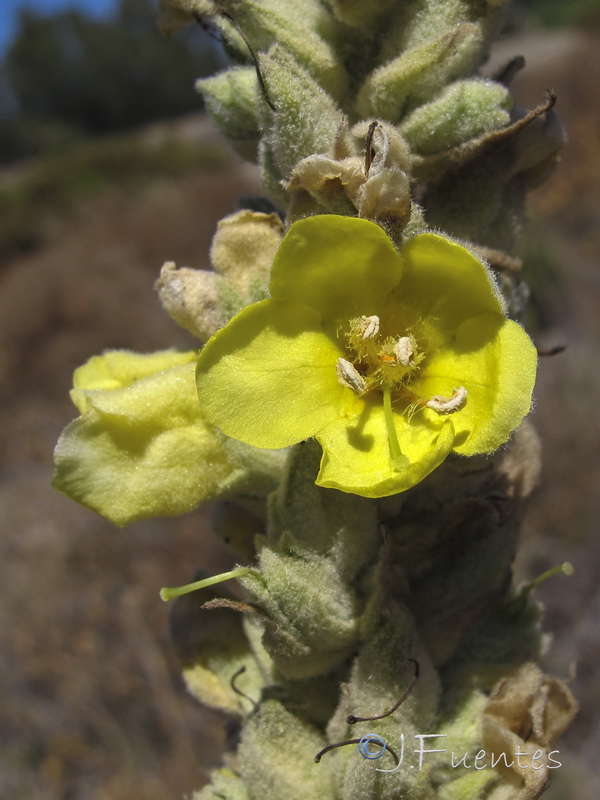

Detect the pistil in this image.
[383,384,408,469]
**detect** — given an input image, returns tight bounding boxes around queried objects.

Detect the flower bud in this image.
[156,262,236,341]
[321,0,396,28]
[356,23,482,123]
[239,699,334,799]
[220,0,347,98]
[157,0,218,35]
[259,46,344,190]
[210,209,283,295]
[400,79,512,156]
[241,547,360,678]
[197,67,261,161]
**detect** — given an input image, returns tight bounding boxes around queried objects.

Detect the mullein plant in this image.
[53,0,577,797]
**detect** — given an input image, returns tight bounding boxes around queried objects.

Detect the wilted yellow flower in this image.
[196,215,537,497]
[53,349,281,525]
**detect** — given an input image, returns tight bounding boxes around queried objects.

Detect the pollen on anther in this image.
[360,315,380,339]
[336,358,367,396]
[394,336,414,366]
[426,386,467,414]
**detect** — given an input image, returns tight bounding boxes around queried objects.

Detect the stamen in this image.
[393,336,414,366]
[336,358,367,396]
[426,386,467,415]
[360,315,380,339]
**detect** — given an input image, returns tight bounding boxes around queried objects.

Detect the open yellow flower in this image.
[196,215,537,497]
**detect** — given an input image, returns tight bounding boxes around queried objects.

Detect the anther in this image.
[336,358,367,396]
[426,386,467,415]
[393,336,414,366]
[360,315,380,339]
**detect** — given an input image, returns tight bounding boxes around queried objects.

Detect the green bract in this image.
[196,215,537,498]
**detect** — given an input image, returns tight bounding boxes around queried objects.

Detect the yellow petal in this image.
[269,215,404,322]
[196,299,347,449]
[53,410,232,526]
[413,315,537,455]
[400,233,505,343]
[71,349,196,414]
[54,360,237,526]
[315,399,455,497]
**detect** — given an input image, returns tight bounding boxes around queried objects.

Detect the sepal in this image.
[259,46,344,194]
[197,67,261,161]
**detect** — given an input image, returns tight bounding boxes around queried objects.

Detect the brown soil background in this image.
[1,30,598,800]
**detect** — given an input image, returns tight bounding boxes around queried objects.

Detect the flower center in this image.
[336,314,424,398]
[336,314,467,415]
[336,314,467,470]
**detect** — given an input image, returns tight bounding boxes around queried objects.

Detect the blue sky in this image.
[0,0,120,54]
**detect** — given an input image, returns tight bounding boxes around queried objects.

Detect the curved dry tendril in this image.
[536,343,567,357]
[347,658,420,724]
[230,665,259,709]
[314,737,400,766]
[364,121,378,176]
[193,11,222,43]
[217,9,277,112]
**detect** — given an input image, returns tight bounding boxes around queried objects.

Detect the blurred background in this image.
[0,1,598,797]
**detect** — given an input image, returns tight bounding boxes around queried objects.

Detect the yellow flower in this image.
[196,215,537,498]
[53,349,282,525]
